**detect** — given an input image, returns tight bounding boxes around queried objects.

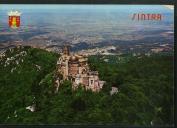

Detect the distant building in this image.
[151,48,164,53]
[55,45,105,92]
[110,87,119,96]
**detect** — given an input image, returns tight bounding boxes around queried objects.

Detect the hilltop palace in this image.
[54,45,105,92]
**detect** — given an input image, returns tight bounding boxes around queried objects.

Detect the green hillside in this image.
[0,46,174,126]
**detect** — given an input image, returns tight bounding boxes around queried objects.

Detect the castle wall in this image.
[68,63,79,76]
[82,77,89,86]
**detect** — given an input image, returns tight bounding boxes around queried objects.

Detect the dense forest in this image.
[0,46,174,126]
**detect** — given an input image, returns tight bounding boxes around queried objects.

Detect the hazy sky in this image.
[0,5,174,35]
[0,4,174,11]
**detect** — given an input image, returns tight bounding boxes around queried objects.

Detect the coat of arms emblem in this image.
[8,10,21,28]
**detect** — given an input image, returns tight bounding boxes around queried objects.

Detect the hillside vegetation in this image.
[0,46,174,126]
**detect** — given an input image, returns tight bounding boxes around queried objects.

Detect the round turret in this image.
[63,45,70,56]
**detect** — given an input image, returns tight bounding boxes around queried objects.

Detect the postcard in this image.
[0,5,174,126]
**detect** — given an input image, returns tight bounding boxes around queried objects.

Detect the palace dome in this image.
[70,55,78,61]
